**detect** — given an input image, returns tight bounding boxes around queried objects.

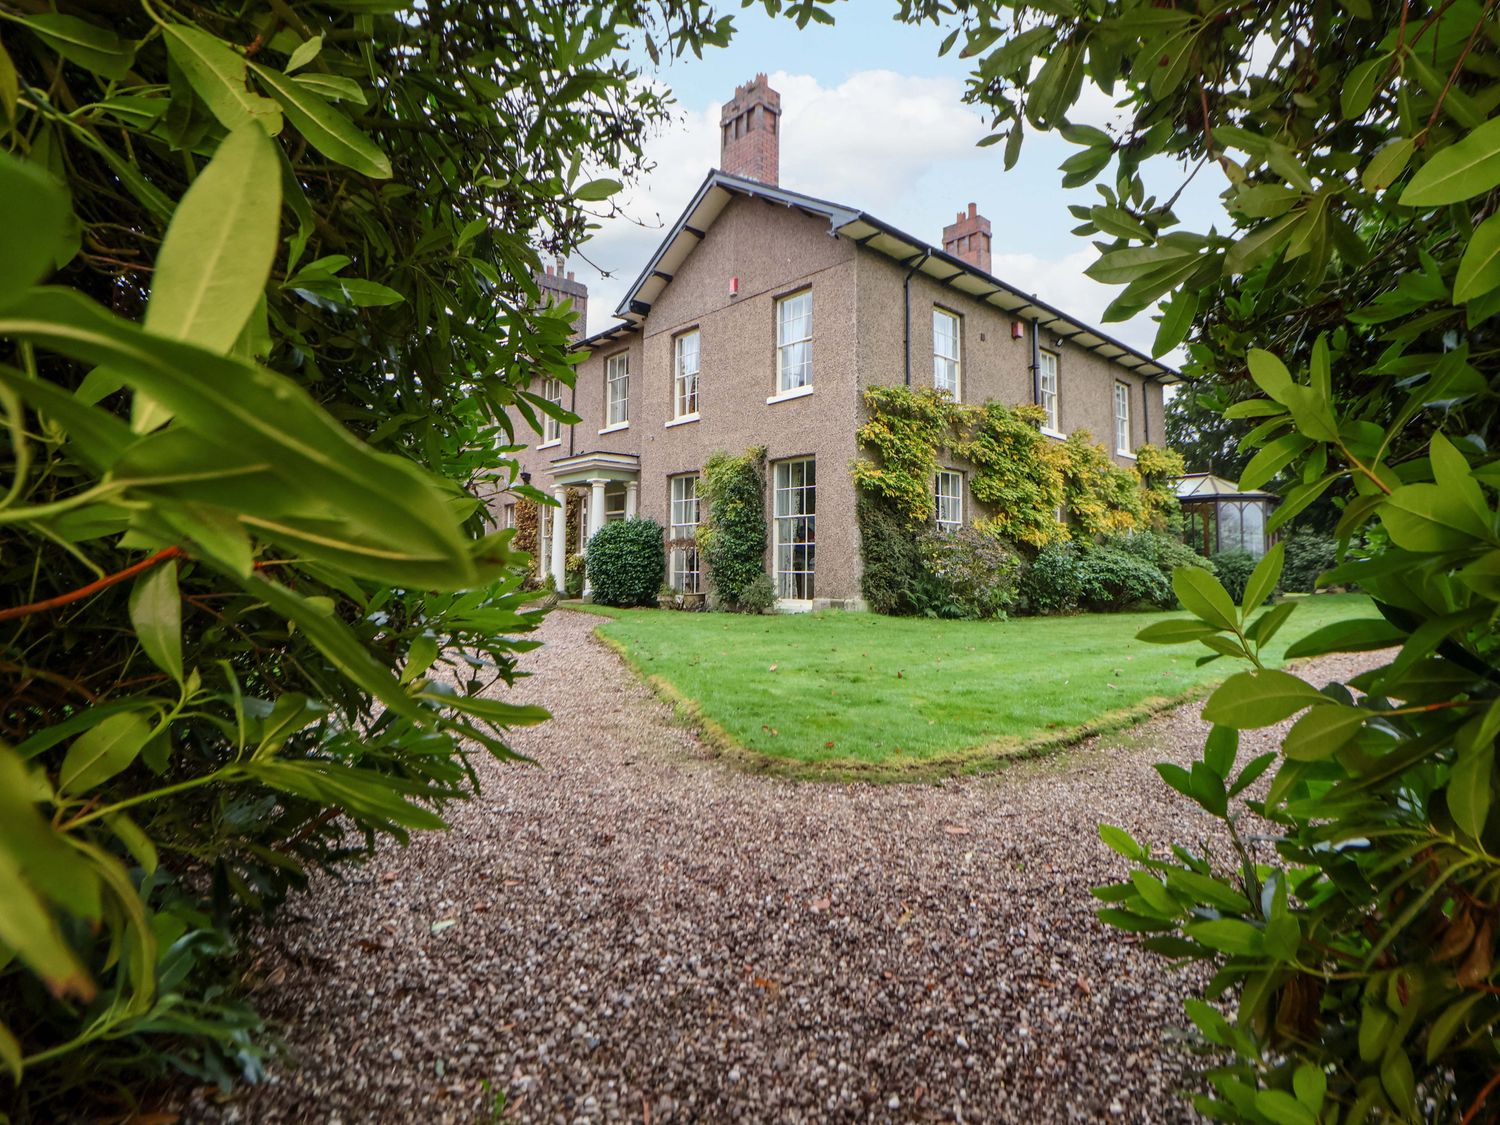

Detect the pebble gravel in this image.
[179,610,1383,1124]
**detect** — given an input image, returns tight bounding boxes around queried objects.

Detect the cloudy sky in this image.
[571,4,1222,356]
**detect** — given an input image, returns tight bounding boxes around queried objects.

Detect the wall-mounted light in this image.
[1010,321,1025,341]
[729,276,740,298]
[520,471,532,485]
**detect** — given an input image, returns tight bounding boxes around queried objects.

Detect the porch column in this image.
[586,478,608,541]
[550,486,568,591]
[624,480,639,519]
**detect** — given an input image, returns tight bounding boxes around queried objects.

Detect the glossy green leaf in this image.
[1254,1090,1316,1125]
[1400,117,1500,206]
[1185,918,1263,955]
[1203,669,1323,729]
[1283,617,1405,658]
[1341,56,1387,120]
[104,812,159,874]
[1284,703,1366,761]
[1241,542,1284,613]
[1454,212,1500,304]
[59,711,153,795]
[1380,483,1492,552]
[1447,740,1492,839]
[1099,823,1145,860]
[0,154,71,309]
[250,63,392,178]
[163,25,282,134]
[21,13,134,79]
[127,561,183,682]
[285,34,323,73]
[1362,137,1414,192]
[1136,618,1222,644]
[0,289,474,587]
[1173,566,1239,632]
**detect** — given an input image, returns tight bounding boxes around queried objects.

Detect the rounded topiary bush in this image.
[917,527,1022,619]
[1211,548,1258,603]
[1103,530,1215,584]
[1076,546,1174,611]
[585,518,665,607]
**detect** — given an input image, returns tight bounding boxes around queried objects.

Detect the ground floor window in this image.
[502,502,516,529]
[603,482,627,523]
[935,470,963,531]
[669,474,701,593]
[538,503,553,577]
[773,458,816,599]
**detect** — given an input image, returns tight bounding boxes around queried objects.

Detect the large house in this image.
[503,75,1179,609]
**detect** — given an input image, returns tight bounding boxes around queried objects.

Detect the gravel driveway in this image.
[181,609,1375,1125]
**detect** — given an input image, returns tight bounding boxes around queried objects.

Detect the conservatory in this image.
[1176,473,1278,559]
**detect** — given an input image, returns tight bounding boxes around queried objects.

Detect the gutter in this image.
[902,250,932,386]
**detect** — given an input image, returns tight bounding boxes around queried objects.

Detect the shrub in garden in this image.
[1280,530,1338,594]
[1105,530,1215,585]
[1017,542,1083,615]
[1075,546,1174,612]
[698,448,770,611]
[585,519,665,607]
[1210,549,1258,603]
[738,573,778,614]
[917,527,1022,619]
[856,494,929,615]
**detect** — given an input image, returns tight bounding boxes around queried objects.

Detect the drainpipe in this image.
[568,380,577,457]
[1029,312,1042,406]
[1142,378,1151,445]
[902,251,932,386]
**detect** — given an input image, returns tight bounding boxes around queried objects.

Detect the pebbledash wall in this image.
[498,76,1173,609]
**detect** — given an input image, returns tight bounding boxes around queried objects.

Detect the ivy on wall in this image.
[697,447,769,609]
[852,385,1172,546]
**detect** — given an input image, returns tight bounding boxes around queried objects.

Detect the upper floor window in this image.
[541,377,563,444]
[1039,351,1060,433]
[1114,381,1131,454]
[933,308,961,398]
[674,331,700,418]
[502,502,517,529]
[606,353,630,427]
[776,291,813,392]
[935,470,963,531]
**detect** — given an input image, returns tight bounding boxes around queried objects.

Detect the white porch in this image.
[539,451,640,592]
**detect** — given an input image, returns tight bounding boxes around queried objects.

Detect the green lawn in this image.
[580,594,1374,779]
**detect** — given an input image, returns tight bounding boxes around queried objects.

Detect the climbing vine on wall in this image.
[952,402,1067,548]
[514,498,540,561]
[697,447,769,609]
[1133,444,1186,532]
[851,386,961,523]
[853,385,1158,547]
[1056,432,1145,539]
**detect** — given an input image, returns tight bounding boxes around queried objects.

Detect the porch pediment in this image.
[548,450,639,486]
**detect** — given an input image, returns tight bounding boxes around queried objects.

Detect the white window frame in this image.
[502,502,517,529]
[541,377,563,445]
[669,474,702,594]
[603,483,627,523]
[935,470,963,531]
[1114,381,1132,455]
[773,458,816,600]
[933,308,961,399]
[605,352,630,428]
[538,503,553,577]
[1039,351,1060,434]
[674,331,700,420]
[775,290,813,393]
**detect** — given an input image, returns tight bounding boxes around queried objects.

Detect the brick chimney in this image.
[720,74,780,185]
[536,257,588,342]
[943,203,992,273]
